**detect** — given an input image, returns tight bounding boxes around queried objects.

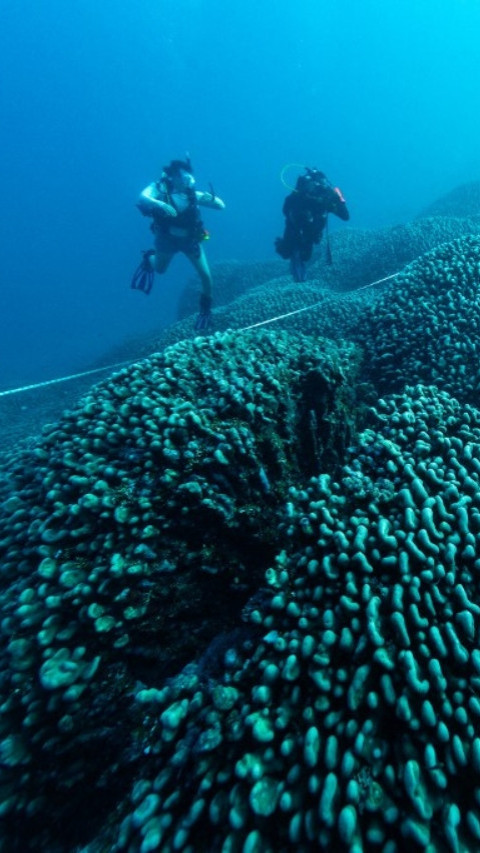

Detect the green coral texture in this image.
[3,229,480,851]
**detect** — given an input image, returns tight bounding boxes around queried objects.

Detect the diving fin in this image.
[131,250,155,295]
[194,293,213,333]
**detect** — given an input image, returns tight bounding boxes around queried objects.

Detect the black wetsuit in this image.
[276,183,350,281]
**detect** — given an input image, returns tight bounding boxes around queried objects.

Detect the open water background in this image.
[1,0,479,387]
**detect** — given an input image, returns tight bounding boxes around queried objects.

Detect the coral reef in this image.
[354,234,480,403]
[4,212,478,457]
[113,384,480,852]
[0,330,358,850]
[3,202,480,850]
[176,211,480,322]
[176,259,284,321]
[140,217,480,361]
[417,181,480,219]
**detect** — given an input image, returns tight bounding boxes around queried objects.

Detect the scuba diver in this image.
[275,166,349,282]
[132,157,225,331]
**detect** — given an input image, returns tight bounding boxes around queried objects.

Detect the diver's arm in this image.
[196,190,225,210]
[136,183,177,218]
[327,186,350,221]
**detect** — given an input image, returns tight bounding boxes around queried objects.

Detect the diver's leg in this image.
[152,250,174,274]
[186,244,212,298]
[151,230,175,274]
[186,245,213,330]
[290,250,306,283]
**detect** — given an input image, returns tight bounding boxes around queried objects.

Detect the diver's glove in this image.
[131,250,155,295]
[194,293,213,332]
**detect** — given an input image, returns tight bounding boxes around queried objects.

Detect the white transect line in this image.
[0,361,134,398]
[240,272,399,331]
[0,272,399,398]
[356,271,399,290]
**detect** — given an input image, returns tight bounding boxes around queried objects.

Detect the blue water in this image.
[1,0,479,387]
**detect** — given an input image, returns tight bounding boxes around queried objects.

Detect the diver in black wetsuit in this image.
[132,157,225,332]
[275,167,350,282]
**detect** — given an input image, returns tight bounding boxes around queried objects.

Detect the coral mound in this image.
[0,329,357,851]
[3,216,480,851]
[117,385,480,852]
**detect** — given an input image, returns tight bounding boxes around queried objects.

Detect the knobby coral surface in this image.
[0,329,357,851]
[2,228,480,851]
